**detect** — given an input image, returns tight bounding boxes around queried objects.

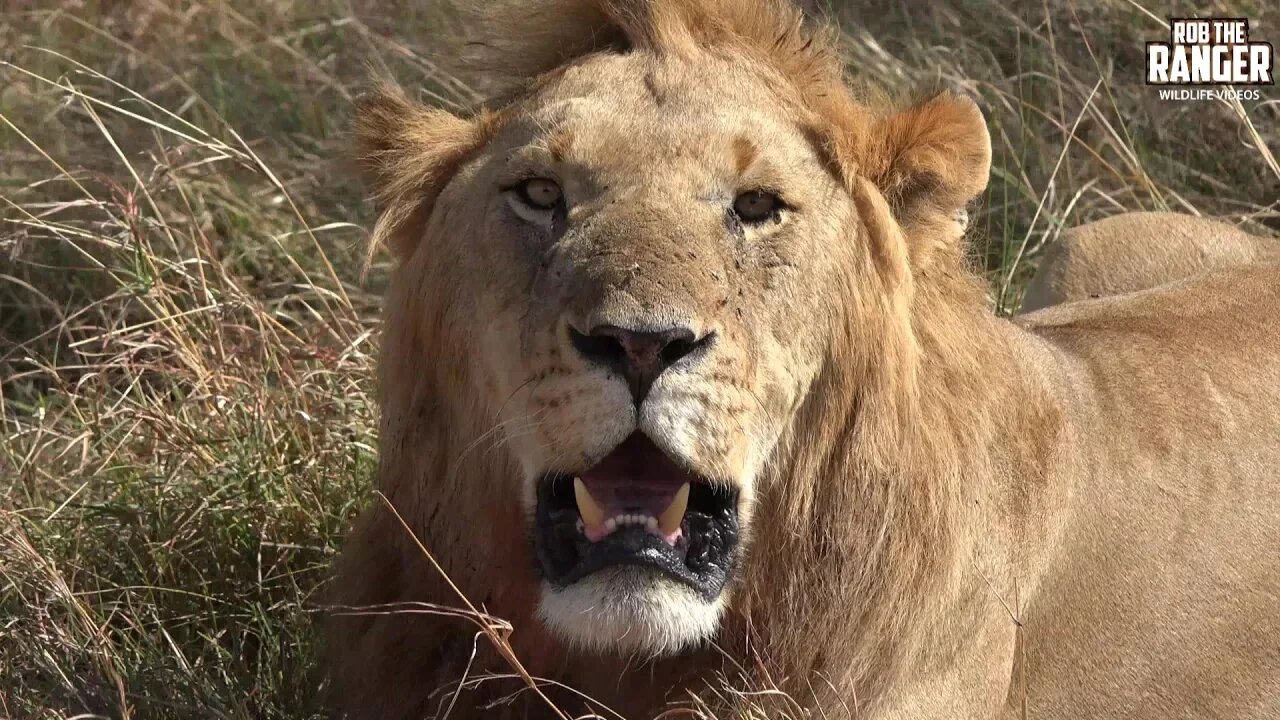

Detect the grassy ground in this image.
[1,1,1275,718]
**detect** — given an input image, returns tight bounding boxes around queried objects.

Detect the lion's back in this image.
[1021,258,1280,423]
[1020,212,1278,312]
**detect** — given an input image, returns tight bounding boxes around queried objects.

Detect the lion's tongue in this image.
[573,435,690,544]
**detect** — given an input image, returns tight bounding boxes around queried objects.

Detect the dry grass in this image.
[0,1,1275,718]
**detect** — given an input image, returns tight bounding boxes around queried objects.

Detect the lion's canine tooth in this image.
[658,483,690,535]
[573,477,606,531]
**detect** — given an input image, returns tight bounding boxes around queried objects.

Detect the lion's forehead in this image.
[514,57,815,178]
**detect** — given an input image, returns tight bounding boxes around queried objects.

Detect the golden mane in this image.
[457,0,845,107]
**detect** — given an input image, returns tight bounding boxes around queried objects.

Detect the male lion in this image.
[1021,212,1278,311]
[327,1,1280,718]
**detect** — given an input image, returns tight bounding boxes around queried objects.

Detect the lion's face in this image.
[422,53,858,654]
[360,27,988,658]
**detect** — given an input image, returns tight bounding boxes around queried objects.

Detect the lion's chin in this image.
[537,569,726,657]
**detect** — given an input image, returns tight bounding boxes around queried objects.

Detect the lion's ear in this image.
[871,92,991,265]
[354,84,487,260]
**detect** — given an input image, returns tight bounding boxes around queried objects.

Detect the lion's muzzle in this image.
[522,213,759,652]
[534,432,740,600]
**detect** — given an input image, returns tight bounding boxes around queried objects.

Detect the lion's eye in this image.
[732,190,781,224]
[515,177,563,211]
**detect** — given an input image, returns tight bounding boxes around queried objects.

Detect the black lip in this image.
[533,473,740,601]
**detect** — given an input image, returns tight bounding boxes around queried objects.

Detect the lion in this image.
[1021,211,1278,311]
[326,1,1280,718]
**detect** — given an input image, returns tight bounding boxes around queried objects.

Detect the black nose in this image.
[570,323,713,403]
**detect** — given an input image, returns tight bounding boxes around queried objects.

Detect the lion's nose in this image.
[570,323,712,404]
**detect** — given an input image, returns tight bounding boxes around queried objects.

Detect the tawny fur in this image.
[328,2,1280,718]
[1020,211,1279,311]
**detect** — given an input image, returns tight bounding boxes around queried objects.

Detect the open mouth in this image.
[534,433,740,600]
